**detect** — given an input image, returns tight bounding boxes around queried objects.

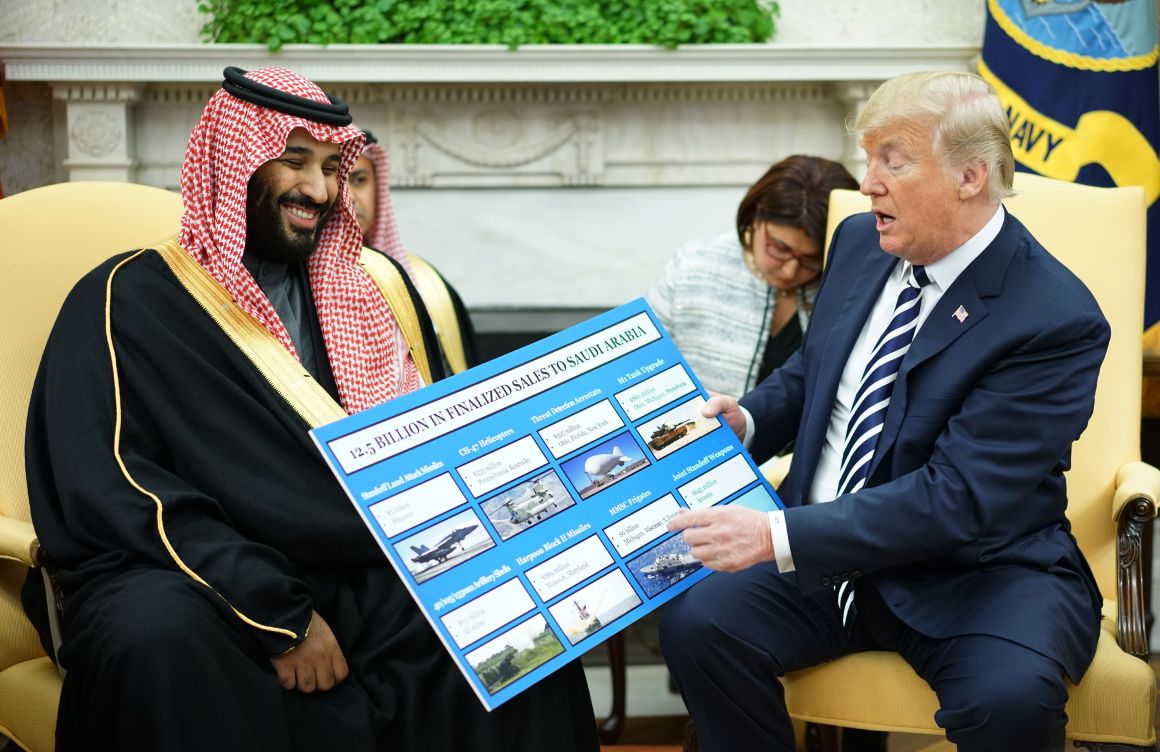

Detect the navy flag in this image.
[978,0,1159,338]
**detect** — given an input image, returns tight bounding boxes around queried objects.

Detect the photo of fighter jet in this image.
[560,431,649,499]
[410,524,479,565]
[394,508,496,584]
[481,470,576,541]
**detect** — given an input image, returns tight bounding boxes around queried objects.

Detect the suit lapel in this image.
[867,213,1020,480]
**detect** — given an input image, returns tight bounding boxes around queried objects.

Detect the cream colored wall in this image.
[0,0,203,44]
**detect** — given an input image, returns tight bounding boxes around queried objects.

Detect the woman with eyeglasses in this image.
[647,155,859,398]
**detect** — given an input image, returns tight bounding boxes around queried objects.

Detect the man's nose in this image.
[860,167,884,196]
[299,169,328,203]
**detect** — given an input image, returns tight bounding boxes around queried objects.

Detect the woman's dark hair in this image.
[735,155,859,252]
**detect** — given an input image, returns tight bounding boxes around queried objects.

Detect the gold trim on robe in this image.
[406,252,469,375]
[107,247,308,641]
[359,246,435,385]
[155,239,349,428]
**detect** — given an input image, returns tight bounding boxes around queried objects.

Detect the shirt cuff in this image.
[768,510,795,573]
[742,406,755,449]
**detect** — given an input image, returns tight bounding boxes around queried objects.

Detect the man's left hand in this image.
[270,610,349,693]
[667,506,774,572]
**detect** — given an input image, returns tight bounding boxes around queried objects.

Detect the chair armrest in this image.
[1112,461,1159,659]
[0,514,39,568]
[760,453,793,490]
[1112,461,1160,522]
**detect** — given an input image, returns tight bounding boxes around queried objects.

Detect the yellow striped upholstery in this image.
[0,182,185,751]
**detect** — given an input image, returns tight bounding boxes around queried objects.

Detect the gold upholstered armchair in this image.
[0,182,185,751]
[776,173,1158,751]
[0,181,482,751]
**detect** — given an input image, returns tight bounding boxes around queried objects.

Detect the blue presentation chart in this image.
[311,298,783,710]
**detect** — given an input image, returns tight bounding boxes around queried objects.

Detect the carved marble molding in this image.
[52,82,142,182]
[129,79,855,188]
[1,44,978,84]
[329,81,835,105]
[5,44,976,188]
[831,81,883,178]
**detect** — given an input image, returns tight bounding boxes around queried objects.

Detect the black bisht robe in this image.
[23,248,597,752]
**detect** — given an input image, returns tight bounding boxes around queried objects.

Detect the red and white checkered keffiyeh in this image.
[178,67,420,414]
[361,140,416,280]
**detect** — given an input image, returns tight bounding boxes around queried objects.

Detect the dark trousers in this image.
[660,564,1068,752]
[54,567,598,752]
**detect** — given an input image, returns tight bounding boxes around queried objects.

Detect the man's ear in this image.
[957,159,990,200]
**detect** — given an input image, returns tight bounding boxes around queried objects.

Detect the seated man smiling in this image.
[23,66,598,752]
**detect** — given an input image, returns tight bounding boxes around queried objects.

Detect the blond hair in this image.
[852,71,1015,202]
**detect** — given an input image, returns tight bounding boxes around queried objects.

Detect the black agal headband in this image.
[221,66,352,126]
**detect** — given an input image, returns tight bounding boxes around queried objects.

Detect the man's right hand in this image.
[270,610,349,693]
[702,393,746,441]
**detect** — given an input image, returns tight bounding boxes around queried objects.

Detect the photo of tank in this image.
[466,614,565,695]
[647,421,694,451]
[636,395,719,460]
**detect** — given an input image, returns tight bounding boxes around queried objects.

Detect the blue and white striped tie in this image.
[836,264,929,629]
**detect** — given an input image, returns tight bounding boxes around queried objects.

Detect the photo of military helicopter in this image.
[503,479,558,524]
[481,470,576,541]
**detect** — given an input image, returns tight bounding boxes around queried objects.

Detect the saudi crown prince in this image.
[23,66,598,752]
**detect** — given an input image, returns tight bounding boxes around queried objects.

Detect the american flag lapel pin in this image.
[952,305,969,323]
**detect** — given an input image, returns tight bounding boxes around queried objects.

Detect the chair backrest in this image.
[824,172,1147,600]
[0,183,183,669]
[0,182,184,523]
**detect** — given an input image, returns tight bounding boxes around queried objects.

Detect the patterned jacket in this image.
[646,232,811,399]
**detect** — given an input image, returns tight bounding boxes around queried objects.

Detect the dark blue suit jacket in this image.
[739,210,1108,681]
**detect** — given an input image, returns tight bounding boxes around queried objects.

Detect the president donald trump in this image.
[661,70,1107,752]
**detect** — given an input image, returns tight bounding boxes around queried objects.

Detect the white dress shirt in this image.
[755,206,1005,572]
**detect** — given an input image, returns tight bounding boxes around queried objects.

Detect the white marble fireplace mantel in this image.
[1,43,977,313]
[2,43,976,83]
